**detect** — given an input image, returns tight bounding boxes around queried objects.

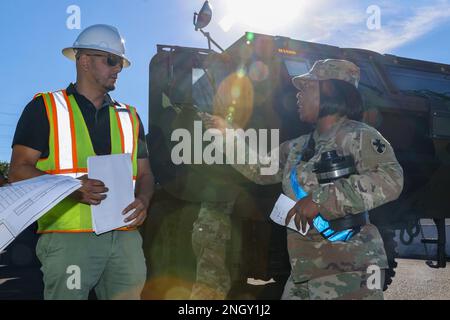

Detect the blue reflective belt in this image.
[290,159,354,242]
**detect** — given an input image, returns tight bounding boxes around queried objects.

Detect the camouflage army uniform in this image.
[190,201,234,300]
[230,117,403,300]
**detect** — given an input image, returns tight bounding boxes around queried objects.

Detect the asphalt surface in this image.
[2,220,449,300]
[385,259,450,300]
[384,219,450,300]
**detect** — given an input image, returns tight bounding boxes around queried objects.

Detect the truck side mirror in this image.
[194,1,212,31]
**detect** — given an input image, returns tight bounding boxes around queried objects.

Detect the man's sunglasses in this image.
[85,53,124,68]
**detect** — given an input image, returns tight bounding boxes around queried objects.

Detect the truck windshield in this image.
[358,61,385,93]
[192,68,213,112]
[283,59,310,77]
[386,65,450,95]
[192,63,229,113]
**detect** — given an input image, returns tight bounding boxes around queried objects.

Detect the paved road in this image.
[385,219,450,300]
[385,259,450,300]
[2,220,449,300]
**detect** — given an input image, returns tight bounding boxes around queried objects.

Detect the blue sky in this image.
[1,0,449,162]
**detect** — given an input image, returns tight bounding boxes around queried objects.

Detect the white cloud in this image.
[288,0,450,53]
[356,1,450,52]
[212,0,450,54]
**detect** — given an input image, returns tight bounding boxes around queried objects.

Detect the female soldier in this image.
[204,59,403,300]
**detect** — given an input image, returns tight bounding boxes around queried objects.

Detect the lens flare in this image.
[231,85,241,99]
[249,61,269,82]
[220,0,303,32]
[214,73,254,128]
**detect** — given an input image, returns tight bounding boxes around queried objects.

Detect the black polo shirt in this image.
[12,83,149,159]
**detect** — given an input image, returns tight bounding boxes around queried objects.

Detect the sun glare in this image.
[220,0,303,32]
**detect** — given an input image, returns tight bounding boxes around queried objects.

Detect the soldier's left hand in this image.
[286,195,320,233]
[123,197,149,227]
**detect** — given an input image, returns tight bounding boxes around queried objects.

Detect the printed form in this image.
[0,175,81,252]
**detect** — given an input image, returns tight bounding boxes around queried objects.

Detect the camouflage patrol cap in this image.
[292,59,360,89]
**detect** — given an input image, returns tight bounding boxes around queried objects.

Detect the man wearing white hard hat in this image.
[10,24,154,300]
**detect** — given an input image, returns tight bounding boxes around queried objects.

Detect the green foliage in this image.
[0,161,9,178]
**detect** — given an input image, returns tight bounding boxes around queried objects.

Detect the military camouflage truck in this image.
[141,28,450,299]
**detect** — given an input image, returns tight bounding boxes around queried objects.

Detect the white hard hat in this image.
[62,24,131,68]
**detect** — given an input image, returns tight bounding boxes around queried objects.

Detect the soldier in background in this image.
[190,201,234,300]
[147,93,239,300]
[204,59,404,300]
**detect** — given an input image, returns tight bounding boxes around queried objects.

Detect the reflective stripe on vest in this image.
[53,91,76,171]
[115,103,134,155]
[36,89,139,233]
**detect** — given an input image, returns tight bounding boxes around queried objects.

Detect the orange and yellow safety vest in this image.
[35,89,139,233]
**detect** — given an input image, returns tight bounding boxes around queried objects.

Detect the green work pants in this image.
[36,230,146,300]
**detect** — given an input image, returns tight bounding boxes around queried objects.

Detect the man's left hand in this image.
[285,195,320,233]
[123,197,149,228]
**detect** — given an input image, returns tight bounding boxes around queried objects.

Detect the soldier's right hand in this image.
[199,112,228,134]
[73,175,109,206]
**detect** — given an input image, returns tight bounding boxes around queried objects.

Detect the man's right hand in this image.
[72,175,109,205]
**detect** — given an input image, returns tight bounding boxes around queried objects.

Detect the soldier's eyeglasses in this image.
[85,54,124,68]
